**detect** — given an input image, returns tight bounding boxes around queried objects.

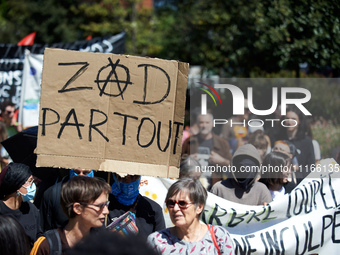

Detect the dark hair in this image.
[0,215,30,255]
[0,100,15,114]
[68,230,158,255]
[179,156,201,179]
[261,151,291,186]
[60,176,111,218]
[165,178,207,214]
[279,105,308,140]
[0,163,32,198]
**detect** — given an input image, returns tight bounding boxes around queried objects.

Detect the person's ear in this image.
[73,202,83,215]
[196,204,204,215]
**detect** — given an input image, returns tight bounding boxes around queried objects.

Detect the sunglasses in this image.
[81,201,110,210]
[165,199,193,209]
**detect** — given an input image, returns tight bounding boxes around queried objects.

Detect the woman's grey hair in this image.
[165,178,207,215]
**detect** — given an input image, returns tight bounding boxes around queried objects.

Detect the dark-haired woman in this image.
[259,151,296,200]
[276,105,315,183]
[0,163,42,248]
[147,178,234,255]
[0,215,31,255]
[31,176,111,255]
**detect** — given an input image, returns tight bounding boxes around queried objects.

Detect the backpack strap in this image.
[44,229,62,255]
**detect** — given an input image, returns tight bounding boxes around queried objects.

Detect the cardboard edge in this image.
[168,61,189,176]
[36,154,179,178]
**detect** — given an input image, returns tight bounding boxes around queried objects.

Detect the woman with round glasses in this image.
[0,162,42,248]
[31,176,111,255]
[147,178,235,254]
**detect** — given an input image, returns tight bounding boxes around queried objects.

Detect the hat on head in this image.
[0,163,31,197]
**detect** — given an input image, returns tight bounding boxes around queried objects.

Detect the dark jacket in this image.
[39,177,68,232]
[108,194,165,240]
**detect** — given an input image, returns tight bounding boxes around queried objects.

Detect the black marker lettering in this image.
[133,64,170,105]
[89,109,109,142]
[58,109,84,139]
[233,237,247,255]
[304,184,313,214]
[328,173,340,208]
[265,230,280,254]
[260,233,269,255]
[332,211,340,243]
[207,203,228,226]
[58,62,92,93]
[279,227,289,253]
[95,58,132,98]
[40,108,60,136]
[293,188,304,215]
[228,208,249,227]
[137,117,156,148]
[246,208,266,223]
[262,205,276,221]
[307,221,320,251]
[320,177,332,210]
[157,120,171,152]
[114,112,138,145]
[293,224,308,255]
[172,121,183,154]
[245,234,256,254]
[321,215,333,246]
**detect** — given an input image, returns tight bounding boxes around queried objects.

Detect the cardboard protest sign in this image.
[36,48,188,178]
[139,158,340,254]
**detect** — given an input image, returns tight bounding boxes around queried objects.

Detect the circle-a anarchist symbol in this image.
[95,58,132,99]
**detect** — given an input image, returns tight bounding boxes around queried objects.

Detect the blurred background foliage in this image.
[1,0,339,77]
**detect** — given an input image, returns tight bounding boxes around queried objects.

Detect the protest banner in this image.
[36,48,189,178]
[139,158,340,254]
[0,32,125,107]
[19,50,43,128]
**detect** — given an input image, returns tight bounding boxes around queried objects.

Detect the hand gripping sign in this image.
[36,48,189,178]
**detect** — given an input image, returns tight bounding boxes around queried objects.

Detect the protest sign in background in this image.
[140,158,340,255]
[36,48,188,178]
[19,50,43,128]
[0,32,125,108]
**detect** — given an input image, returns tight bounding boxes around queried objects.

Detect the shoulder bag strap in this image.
[207,224,221,255]
[44,229,62,255]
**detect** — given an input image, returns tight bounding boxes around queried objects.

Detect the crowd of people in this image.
[0,98,337,255]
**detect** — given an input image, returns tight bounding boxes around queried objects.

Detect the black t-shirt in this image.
[0,200,42,247]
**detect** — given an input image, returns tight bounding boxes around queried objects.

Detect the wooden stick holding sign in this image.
[36,48,188,178]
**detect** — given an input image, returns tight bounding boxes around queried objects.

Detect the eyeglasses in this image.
[165,199,193,209]
[23,178,34,188]
[81,201,110,210]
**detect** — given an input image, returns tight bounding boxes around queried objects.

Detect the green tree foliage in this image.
[159,0,340,77]
[0,0,339,76]
[0,0,84,43]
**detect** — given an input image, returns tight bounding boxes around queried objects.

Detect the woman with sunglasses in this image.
[147,178,235,254]
[31,176,111,255]
[0,162,42,248]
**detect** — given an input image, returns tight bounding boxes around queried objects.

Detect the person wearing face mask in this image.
[107,173,165,240]
[0,163,42,248]
[211,144,272,206]
[40,168,95,232]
